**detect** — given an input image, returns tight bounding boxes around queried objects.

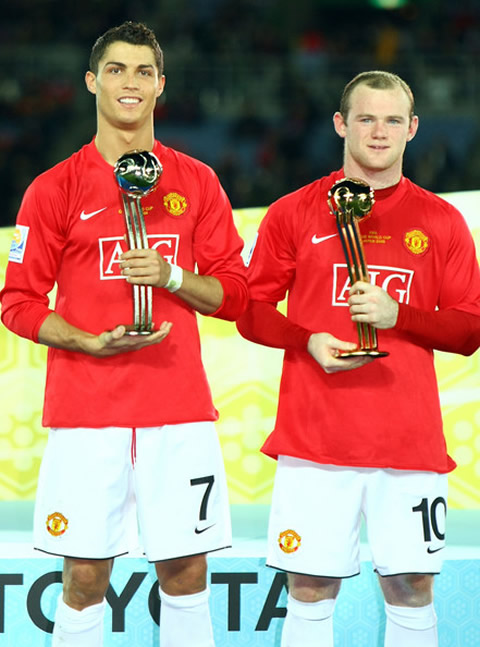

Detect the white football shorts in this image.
[33,423,231,561]
[267,456,448,577]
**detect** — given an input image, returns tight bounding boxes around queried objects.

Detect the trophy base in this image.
[122,325,156,337]
[339,349,389,359]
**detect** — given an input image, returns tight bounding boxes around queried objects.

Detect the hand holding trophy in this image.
[328,177,388,359]
[114,150,163,335]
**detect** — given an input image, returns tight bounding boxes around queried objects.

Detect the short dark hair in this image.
[339,71,415,122]
[89,21,164,76]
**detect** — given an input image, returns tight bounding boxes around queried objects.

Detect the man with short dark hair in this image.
[1,21,248,647]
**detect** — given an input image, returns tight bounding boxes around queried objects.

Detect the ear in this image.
[156,74,166,99]
[333,111,347,139]
[407,114,419,142]
[85,70,97,95]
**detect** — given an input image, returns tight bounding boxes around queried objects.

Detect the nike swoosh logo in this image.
[80,207,107,220]
[311,233,338,244]
[194,523,215,535]
[427,546,445,554]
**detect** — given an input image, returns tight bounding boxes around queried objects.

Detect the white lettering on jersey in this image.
[332,264,414,306]
[98,235,180,280]
[102,240,124,275]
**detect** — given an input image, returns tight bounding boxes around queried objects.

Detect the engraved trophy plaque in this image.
[328,177,388,358]
[114,149,163,335]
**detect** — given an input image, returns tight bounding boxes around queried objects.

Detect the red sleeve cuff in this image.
[208,274,249,322]
[1,302,52,343]
[395,303,480,356]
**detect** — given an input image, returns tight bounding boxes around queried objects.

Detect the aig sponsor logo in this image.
[98,235,179,280]
[332,264,414,305]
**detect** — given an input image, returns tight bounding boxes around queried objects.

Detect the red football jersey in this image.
[1,140,247,428]
[246,170,480,473]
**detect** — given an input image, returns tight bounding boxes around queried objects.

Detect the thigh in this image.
[134,422,231,561]
[34,427,137,559]
[365,469,448,576]
[267,457,365,577]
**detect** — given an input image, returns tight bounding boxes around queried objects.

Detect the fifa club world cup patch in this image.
[8,225,30,264]
[404,229,429,256]
[163,192,188,216]
[278,529,301,553]
[46,511,69,537]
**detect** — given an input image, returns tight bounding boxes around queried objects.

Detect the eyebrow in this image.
[103,61,155,70]
[355,113,406,121]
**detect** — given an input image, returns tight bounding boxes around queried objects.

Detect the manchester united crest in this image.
[46,511,69,537]
[163,192,188,216]
[278,528,301,553]
[404,229,429,256]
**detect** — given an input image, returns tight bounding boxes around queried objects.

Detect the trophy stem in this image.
[121,194,153,334]
[328,178,388,359]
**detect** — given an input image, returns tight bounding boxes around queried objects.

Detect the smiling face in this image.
[333,83,418,188]
[85,40,165,134]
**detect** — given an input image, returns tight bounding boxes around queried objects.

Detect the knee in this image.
[63,560,112,609]
[156,554,208,596]
[381,573,434,607]
[288,574,342,603]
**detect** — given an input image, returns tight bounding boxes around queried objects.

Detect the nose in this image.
[372,120,387,138]
[123,71,139,88]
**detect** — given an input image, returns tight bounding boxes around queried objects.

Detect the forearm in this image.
[161,265,247,321]
[120,249,247,320]
[236,300,312,350]
[170,270,224,315]
[37,312,98,353]
[237,301,370,372]
[395,304,480,356]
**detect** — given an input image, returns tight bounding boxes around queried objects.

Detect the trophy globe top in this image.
[114,150,163,197]
[328,177,375,220]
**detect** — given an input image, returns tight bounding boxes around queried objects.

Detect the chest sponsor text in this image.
[332,263,414,305]
[98,235,179,279]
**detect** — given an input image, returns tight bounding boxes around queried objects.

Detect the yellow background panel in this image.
[1,191,479,508]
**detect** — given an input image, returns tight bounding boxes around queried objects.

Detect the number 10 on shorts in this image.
[412,497,446,543]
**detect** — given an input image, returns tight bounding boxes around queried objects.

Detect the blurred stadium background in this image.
[0,0,479,228]
[0,5,479,644]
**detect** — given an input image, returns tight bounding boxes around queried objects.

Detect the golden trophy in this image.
[114,150,163,335]
[327,177,388,358]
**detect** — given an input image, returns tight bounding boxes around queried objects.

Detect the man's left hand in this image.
[348,280,399,329]
[120,249,170,288]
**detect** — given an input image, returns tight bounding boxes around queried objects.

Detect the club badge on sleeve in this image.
[8,225,30,264]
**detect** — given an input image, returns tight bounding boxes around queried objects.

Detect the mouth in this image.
[118,97,142,106]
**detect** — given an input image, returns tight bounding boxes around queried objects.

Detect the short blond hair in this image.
[339,71,415,122]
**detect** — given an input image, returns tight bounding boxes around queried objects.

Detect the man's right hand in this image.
[93,321,172,356]
[38,312,172,357]
[307,332,374,374]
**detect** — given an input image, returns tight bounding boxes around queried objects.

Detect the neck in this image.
[94,122,155,166]
[343,161,402,191]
